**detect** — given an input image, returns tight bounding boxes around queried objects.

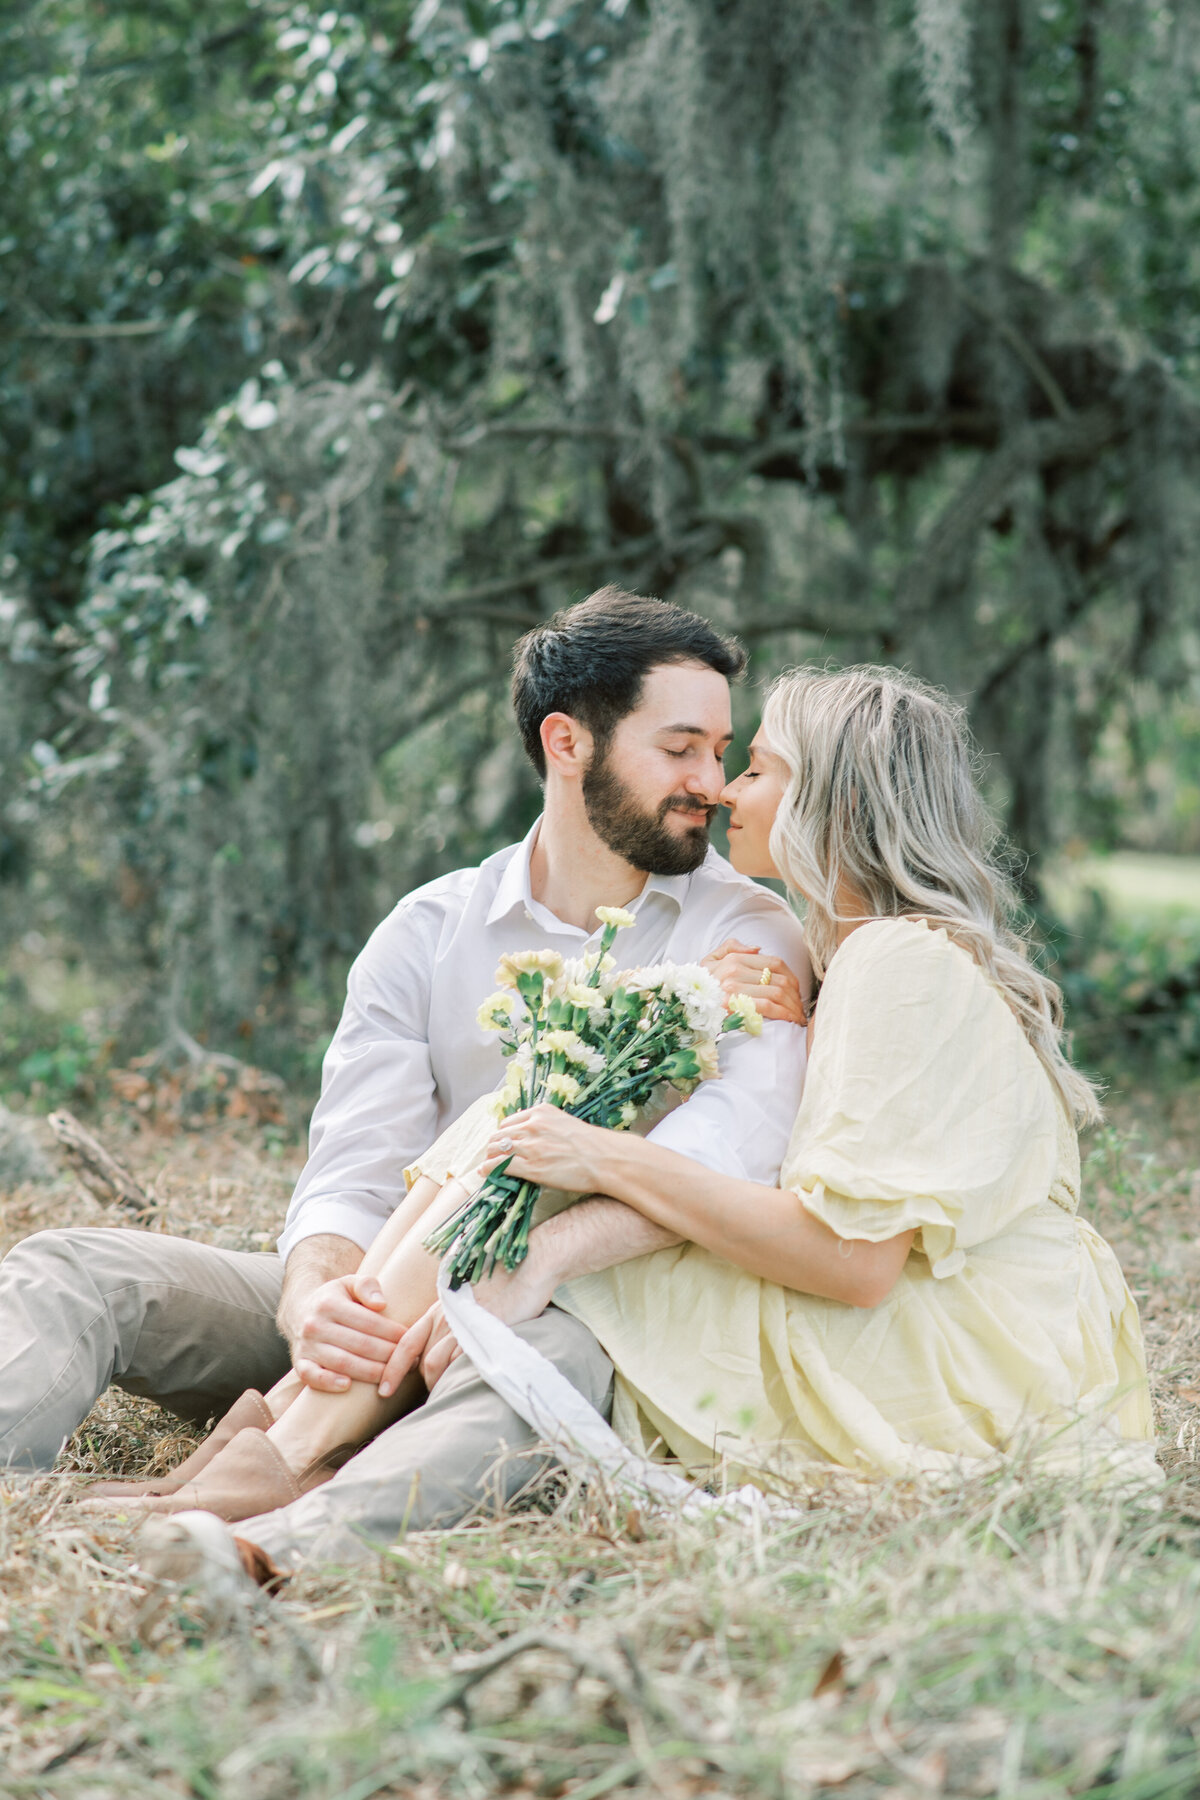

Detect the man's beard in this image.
[582,751,714,876]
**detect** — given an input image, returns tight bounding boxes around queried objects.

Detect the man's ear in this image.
[540,712,594,780]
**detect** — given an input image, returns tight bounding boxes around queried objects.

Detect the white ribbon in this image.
[437,1266,779,1519]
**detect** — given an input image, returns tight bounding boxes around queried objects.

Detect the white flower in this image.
[495,948,565,989]
[665,964,728,1039]
[595,904,638,930]
[727,993,763,1036]
[694,1037,721,1079]
[582,951,616,976]
[543,1070,581,1105]
[623,963,665,993]
[477,991,516,1031]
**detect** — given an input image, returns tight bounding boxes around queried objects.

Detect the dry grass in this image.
[2,1078,1200,1798]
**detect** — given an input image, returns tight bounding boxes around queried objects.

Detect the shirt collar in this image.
[486,819,542,927]
[486,816,693,931]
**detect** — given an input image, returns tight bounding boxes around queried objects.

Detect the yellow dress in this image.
[412,919,1156,1484]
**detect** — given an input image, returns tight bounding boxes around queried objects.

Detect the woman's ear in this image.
[540,712,594,781]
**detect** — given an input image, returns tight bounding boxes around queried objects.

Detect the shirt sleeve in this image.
[276,899,439,1260]
[646,890,810,1184]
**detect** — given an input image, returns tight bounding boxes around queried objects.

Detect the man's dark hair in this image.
[511,586,746,778]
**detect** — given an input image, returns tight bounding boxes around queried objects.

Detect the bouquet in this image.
[426,906,764,1288]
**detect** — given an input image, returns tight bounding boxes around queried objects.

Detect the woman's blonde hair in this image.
[761,665,1102,1126]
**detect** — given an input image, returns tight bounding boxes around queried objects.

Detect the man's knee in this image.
[516,1308,614,1415]
[3,1226,110,1292]
[428,1306,612,1417]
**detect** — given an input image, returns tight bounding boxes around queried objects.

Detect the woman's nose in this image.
[719,772,741,809]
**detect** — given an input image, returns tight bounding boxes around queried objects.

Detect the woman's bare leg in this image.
[259,1173,449,1422]
[262,1172,476,1471]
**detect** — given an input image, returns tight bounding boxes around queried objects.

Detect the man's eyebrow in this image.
[656,723,734,740]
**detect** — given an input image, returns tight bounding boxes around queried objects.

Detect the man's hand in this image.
[277,1235,405,1393]
[376,1241,563,1396]
[289,1271,408,1392]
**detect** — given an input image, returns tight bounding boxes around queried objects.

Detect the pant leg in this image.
[243,1306,614,1569]
[0,1227,291,1471]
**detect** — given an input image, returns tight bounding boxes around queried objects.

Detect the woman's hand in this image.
[376,1234,563,1393]
[481,1104,610,1192]
[702,938,808,1026]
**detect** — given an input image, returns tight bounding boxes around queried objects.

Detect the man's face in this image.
[581,662,733,874]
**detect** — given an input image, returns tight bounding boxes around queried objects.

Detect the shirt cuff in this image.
[276,1198,388,1262]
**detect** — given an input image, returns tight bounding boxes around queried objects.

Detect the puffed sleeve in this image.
[404,1093,497,1191]
[780,920,1060,1277]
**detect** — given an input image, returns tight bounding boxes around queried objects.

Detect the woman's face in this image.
[720,730,790,878]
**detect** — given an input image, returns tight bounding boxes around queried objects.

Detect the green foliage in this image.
[0,973,108,1104]
[1045,894,1200,1065]
[4,0,1200,1044]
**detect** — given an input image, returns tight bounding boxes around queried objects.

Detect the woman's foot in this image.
[79,1427,341,1524]
[78,1390,275,1499]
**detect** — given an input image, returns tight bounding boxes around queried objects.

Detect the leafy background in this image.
[3,0,1200,1089]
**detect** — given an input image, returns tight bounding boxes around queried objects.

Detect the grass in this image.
[1046,851,1200,921]
[3,1078,1200,1798]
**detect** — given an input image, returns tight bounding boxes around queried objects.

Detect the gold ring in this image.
[759,966,772,986]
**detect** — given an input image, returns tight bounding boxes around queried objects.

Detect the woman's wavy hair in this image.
[761,664,1102,1126]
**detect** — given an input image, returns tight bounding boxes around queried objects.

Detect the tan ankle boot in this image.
[79,1390,274,1499]
[80,1427,339,1524]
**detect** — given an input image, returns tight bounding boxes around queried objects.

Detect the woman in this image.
[92,665,1155,1516]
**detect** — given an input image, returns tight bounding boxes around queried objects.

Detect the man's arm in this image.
[647,891,811,1185]
[276,897,444,1387]
[278,899,440,1260]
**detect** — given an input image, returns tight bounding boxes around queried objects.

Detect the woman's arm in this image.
[484,1109,914,1309]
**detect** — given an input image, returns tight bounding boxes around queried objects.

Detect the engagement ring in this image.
[759,966,773,986]
[494,1135,515,1152]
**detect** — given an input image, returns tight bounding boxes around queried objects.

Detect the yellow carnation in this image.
[488,1063,525,1117]
[695,1038,721,1079]
[495,948,565,989]
[566,981,607,1013]
[728,993,763,1036]
[595,905,638,930]
[477,992,515,1031]
[543,1070,581,1105]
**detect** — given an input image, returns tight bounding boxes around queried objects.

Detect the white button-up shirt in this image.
[278,819,809,1259]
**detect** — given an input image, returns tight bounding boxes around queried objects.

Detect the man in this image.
[0,588,808,1567]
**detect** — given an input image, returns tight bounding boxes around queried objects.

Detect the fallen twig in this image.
[47,1110,155,1218]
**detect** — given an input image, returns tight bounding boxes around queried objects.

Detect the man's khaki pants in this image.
[0,1227,614,1565]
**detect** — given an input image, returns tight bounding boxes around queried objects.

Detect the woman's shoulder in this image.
[818,914,1026,1052]
[824,915,974,996]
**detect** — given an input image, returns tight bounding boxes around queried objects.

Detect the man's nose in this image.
[685,757,724,800]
